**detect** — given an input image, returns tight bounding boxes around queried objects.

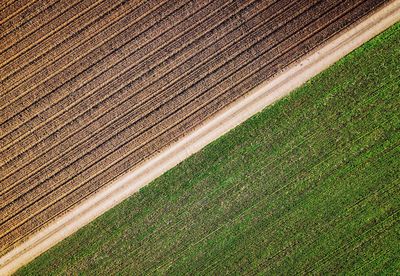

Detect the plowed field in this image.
[0,0,389,256]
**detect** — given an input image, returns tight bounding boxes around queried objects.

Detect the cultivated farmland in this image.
[0,0,390,258]
[15,22,400,275]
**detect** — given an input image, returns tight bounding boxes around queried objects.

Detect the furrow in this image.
[0,4,352,247]
[130,2,394,268]
[0,0,128,84]
[0,0,59,40]
[0,0,305,207]
[0,0,265,185]
[0,0,282,216]
[0,0,227,166]
[0,0,332,228]
[0,0,186,136]
[0,0,143,87]
[0,0,96,65]
[0,0,15,12]
[0,0,76,54]
[0,0,164,139]
[0,0,37,26]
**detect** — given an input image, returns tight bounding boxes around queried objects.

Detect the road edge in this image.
[1,1,399,274]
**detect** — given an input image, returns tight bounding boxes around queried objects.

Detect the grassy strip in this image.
[17,22,400,275]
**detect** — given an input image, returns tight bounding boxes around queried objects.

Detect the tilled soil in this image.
[0,0,389,255]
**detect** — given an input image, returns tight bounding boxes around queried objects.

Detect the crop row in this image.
[0,0,97,66]
[0,0,311,207]
[0,0,383,254]
[0,0,240,166]
[0,0,316,234]
[0,0,59,41]
[0,0,268,194]
[0,0,35,27]
[0,0,139,86]
[0,0,160,96]
[0,0,176,126]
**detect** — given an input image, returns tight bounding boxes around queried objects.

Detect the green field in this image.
[18,23,400,275]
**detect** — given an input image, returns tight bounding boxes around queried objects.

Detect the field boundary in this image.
[1,1,399,274]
